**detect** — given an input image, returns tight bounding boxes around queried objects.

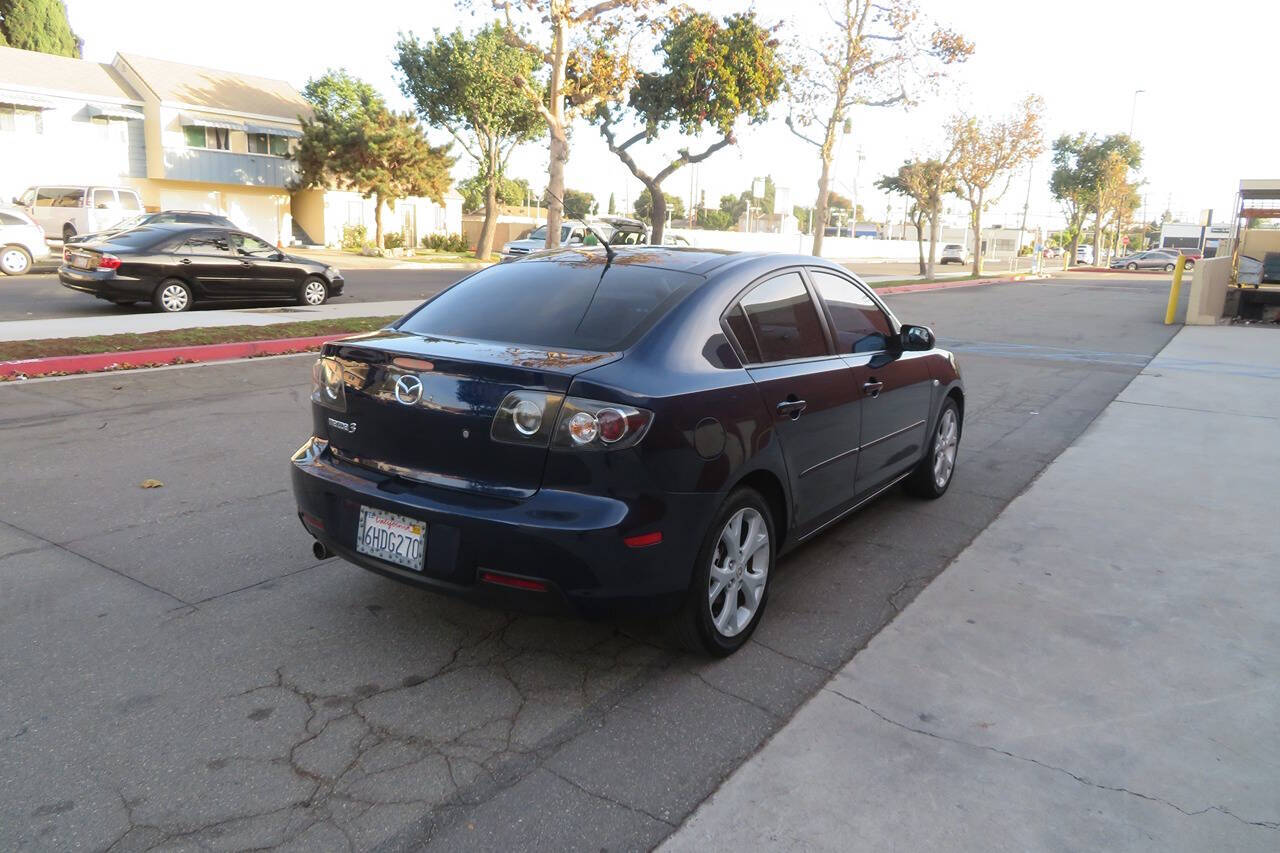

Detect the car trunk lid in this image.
[322,331,618,499]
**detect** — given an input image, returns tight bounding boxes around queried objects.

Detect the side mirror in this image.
[272,252,285,261]
[900,324,936,351]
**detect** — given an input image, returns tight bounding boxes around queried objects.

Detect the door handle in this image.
[240,260,253,266]
[863,380,884,398]
[776,399,807,419]
[179,258,191,265]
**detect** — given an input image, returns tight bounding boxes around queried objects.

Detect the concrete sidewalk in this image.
[0,299,421,342]
[663,325,1280,851]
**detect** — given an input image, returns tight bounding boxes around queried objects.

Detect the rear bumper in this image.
[289,437,716,617]
[58,266,151,300]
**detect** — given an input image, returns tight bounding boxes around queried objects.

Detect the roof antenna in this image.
[543,187,616,266]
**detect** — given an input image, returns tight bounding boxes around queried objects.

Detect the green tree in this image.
[698,207,734,230]
[634,187,684,224]
[948,95,1044,275]
[457,172,533,213]
[556,188,595,219]
[786,0,971,256]
[596,12,784,243]
[295,70,454,249]
[470,0,664,249]
[396,24,544,260]
[1049,132,1141,269]
[878,160,949,276]
[0,0,80,57]
[607,192,616,214]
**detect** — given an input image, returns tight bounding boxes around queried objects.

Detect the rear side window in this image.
[0,212,24,226]
[733,272,828,363]
[177,233,231,254]
[810,270,893,353]
[92,189,117,209]
[119,192,142,211]
[398,256,702,351]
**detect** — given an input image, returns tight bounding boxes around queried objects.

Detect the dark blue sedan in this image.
[290,247,964,655]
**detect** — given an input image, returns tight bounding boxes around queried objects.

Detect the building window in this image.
[184,125,229,150]
[248,132,291,156]
[0,104,44,133]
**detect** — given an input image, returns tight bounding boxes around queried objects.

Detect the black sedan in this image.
[59,224,343,312]
[67,209,235,246]
[291,247,963,655]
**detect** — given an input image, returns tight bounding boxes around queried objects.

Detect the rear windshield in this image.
[99,227,168,250]
[398,254,702,351]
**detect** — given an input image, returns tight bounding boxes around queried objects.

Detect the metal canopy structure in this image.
[1229,179,1280,287]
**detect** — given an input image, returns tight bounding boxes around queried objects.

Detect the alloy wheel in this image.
[933,407,959,489]
[1,248,30,275]
[708,507,769,638]
[159,283,189,312]
[303,280,327,305]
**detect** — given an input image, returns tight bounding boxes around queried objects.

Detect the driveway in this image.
[0,276,1179,850]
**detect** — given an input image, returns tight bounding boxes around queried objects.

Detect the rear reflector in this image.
[623,531,663,548]
[299,511,325,532]
[479,570,548,592]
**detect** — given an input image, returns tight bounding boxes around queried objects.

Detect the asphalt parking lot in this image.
[0,275,1180,850]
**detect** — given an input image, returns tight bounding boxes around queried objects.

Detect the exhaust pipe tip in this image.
[312,541,333,560]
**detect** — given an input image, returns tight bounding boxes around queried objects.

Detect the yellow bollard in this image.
[1164,254,1188,325]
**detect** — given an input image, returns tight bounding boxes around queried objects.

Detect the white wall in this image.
[668,228,940,261]
[0,94,144,202]
[320,190,462,247]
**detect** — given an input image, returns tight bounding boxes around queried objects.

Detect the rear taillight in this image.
[550,397,653,451]
[97,253,122,270]
[62,248,71,263]
[490,390,565,447]
[312,356,347,411]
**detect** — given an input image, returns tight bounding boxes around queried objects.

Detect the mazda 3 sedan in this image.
[59,223,343,311]
[291,247,963,655]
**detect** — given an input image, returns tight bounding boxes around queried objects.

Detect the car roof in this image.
[514,245,744,274]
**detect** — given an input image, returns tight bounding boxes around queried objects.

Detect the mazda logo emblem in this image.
[394,374,424,406]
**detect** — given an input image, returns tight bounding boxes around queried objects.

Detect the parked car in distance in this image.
[58,224,343,312]
[15,185,144,243]
[1043,246,1063,259]
[0,205,51,275]
[663,233,692,247]
[940,243,968,265]
[292,247,964,655]
[501,218,649,260]
[1110,250,1185,271]
[1075,245,1094,265]
[68,210,235,246]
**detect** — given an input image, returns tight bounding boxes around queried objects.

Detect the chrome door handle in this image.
[776,399,807,418]
[240,260,253,266]
[863,380,884,398]
[179,258,191,265]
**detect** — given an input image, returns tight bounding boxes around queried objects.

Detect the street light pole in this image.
[1129,88,1146,138]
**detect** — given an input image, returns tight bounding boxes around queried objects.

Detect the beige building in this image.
[0,46,461,246]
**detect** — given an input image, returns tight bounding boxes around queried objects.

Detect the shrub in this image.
[340,224,367,251]
[422,233,470,253]
[383,232,404,250]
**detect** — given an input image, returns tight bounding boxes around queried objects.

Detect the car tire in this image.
[153,278,193,313]
[1126,262,1137,270]
[298,276,328,306]
[1164,263,1174,272]
[674,487,775,657]
[0,245,32,276]
[61,224,76,243]
[905,398,961,500]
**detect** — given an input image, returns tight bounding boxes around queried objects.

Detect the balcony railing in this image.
[162,147,297,187]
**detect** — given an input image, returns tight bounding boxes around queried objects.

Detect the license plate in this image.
[72,255,91,269]
[356,506,426,571]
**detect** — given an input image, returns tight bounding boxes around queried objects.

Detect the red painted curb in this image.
[0,333,350,379]
[876,274,1045,295]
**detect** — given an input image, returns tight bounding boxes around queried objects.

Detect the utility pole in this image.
[1017,165,1033,258]
[1128,89,1146,138]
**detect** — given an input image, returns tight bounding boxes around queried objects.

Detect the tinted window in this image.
[398,257,702,351]
[178,233,231,254]
[231,233,275,256]
[810,270,893,353]
[737,272,828,363]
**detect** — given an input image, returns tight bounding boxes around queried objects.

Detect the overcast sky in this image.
[66,0,1279,231]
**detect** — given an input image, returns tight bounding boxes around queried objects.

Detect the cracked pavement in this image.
[0,277,1182,850]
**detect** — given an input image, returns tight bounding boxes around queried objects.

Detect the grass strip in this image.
[0,316,400,362]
